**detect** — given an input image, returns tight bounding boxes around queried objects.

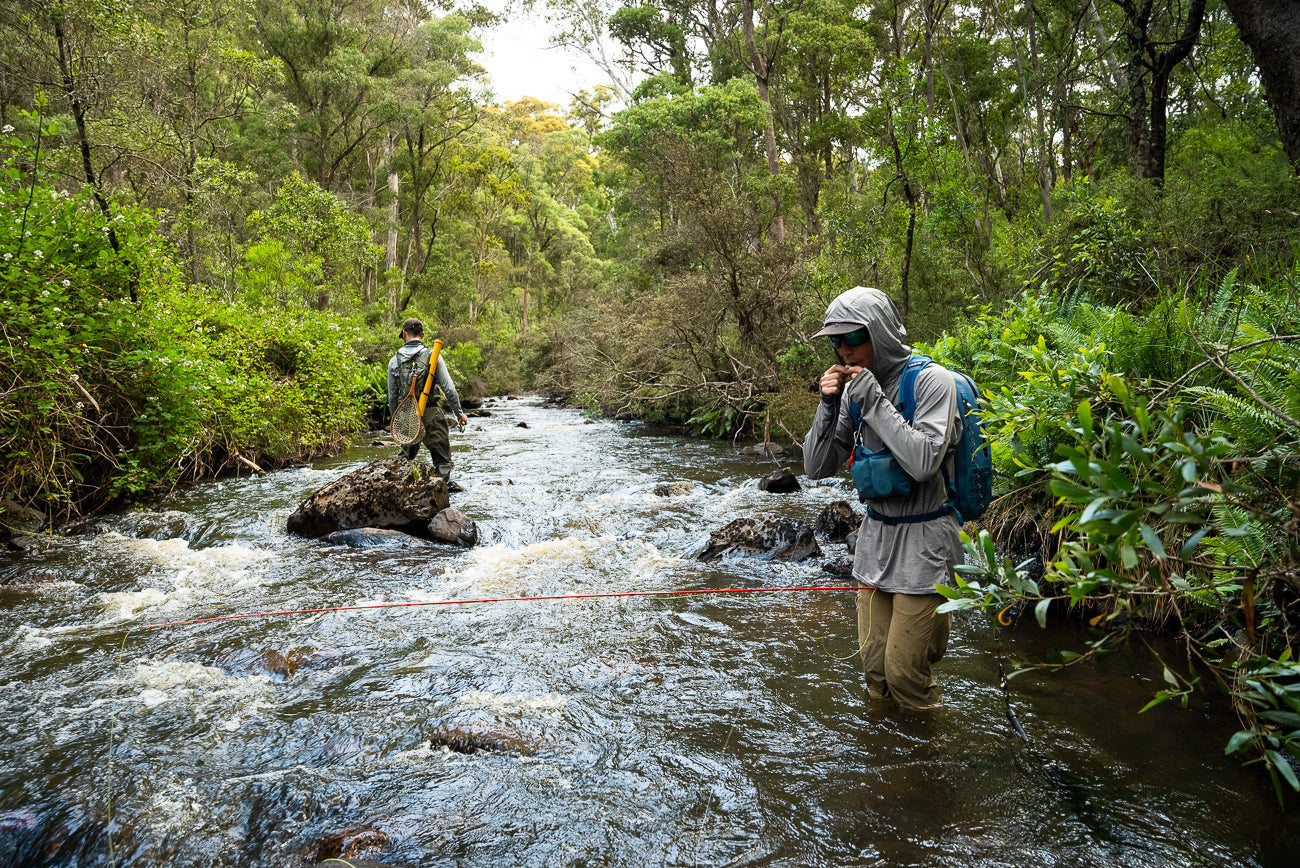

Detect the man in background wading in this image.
[387,318,469,485]
[803,286,962,708]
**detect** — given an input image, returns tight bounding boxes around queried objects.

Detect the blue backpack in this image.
[848,354,993,524]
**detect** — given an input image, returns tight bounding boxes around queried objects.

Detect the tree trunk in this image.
[51,15,136,302]
[522,259,532,337]
[741,0,785,244]
[1146,0,1205,184]
[1223,0,1300,169]
[386,169,399,272]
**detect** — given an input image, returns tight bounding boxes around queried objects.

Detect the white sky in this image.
[475,8,612,108]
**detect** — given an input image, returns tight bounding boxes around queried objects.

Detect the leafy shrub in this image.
[927,277,1300,798]
[1,131,367,516]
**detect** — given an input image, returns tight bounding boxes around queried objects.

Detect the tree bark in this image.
[1027,0,1052,225]
[1145,0,1206,183]
[741,0,785,244]
[1223,0,1300,170]
[51,14,134,301]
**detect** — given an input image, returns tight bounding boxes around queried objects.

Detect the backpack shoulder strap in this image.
[898,354,933,423]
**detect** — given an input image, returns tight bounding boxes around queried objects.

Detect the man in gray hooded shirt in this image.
[803,286,962,708]
[388,318,469,483]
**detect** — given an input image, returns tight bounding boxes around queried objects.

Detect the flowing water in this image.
[1,398,1296,867]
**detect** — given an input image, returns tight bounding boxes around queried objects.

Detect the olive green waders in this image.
[857,588,950,708]
[402,396,454,481]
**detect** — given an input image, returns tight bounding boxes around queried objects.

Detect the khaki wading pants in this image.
[402,403,453,481]
[856,588,950,708]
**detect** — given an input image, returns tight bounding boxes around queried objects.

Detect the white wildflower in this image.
[62,279,70,287]
[76,402,85,409]
[2,125,13,134]
[33,249,42,258]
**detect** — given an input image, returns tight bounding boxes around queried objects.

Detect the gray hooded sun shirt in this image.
[387,340,464,420]
[803,287,963,595]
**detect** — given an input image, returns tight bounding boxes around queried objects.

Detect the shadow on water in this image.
[1,397,1298,867]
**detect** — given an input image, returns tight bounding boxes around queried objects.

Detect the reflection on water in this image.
[1,398,1297,867]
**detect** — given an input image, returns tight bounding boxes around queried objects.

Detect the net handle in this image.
[416,338,444,417]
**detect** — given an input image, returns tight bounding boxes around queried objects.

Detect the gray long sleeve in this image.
[802,364,964,594]
[845,366,957,483]
[804,394,853,479]
[433,356,463,418]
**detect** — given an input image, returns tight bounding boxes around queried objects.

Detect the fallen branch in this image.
[231,449,265,475]
[71,378,101,414]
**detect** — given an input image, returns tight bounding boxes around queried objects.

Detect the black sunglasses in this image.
[829,328,871,349]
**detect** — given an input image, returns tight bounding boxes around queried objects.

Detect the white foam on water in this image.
[99,587,178,622]
[93,535,274,619]
[16,625,55,651]
[139,688,172,708]
[131,660,273,715]
[455,689,568,712]
[136,659,269,691]
[388,741,442,764]
[445,536,675,594]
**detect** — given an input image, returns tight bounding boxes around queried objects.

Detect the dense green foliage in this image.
[1,122,366,514]
[923,277,1300,798]
[4,0,1300,793]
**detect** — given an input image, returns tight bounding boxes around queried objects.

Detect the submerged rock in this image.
[654,481,694,497]
[312,826,393,863]
[0,501,45,539]
[2,569,64,588]
[814,500,862,541]
[427,508,478,547]
[698,514,821,562]
[739,442,785,456]
[821,558,854,579]
[757,468,801,493]
[428,710,549,756]
[327,527,433,549]
[287,458,449,539]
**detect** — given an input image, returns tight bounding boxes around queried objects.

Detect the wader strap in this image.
[864,503,955,525]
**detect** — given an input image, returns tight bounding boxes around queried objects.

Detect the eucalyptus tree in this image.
[595,76,804,424]
[133,0,277,283]
[246,170,379,310]
[249,0,415,195]
[498,100,601,335]
[1110,0,1207,184]
[772,0,874,233]
[387,11,486,320]
[451,131,526,327]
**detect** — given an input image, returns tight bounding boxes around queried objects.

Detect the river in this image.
[1,398,1296,866]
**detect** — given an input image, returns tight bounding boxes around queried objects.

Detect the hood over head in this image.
[815,286,912,385]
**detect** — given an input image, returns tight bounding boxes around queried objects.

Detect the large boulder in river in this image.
[287,458,449,539]
[698,514,821,562]
[1,501,46,541]
[814,500,862,541]
[757,468,801,493]
[427,508,478,547]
